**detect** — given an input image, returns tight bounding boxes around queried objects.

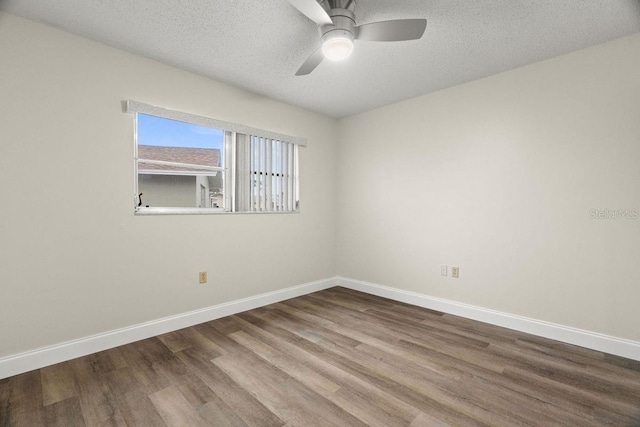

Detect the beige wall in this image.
[337,33,640,342]
[0,12,338,357]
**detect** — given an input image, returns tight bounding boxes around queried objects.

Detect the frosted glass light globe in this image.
[322,36,354,61]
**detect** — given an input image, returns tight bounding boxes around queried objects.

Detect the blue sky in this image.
[137,113,224,149]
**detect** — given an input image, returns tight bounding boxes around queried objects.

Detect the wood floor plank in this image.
[192,321,248,355]
[503,365,640,420]
[174,372,251,426]
[118,337,189,394]
[83,347,129,375]
[0,379,8,425]
[1,371,46,426]
[237,311,489,426]
[43,396,86,427]
[207,315,243,335]
[41,362,77,407]
[212,352,367,427]
[288,296,509,374]
[511,338,640,395]
[197,399,250,427]
[179,327,226,358]
[320,288,397,312]
[330,383,416,427]
[174,346,284,427]
[229,327,414,427]
[101,367,168,426]
[157,330,194,354]
[307,290,374,312]
[276,300,472,382]
[176,373,219,409]
[67,357,123,426]
[409,411,452,427]
[282,297,410,346]
[605,353,640,371]
[488,341,640,401]
[354,342,563,426]
[396,337,605,425]
[229,330,341,393]
[149,385,210,427]
[227,314,423,426]
[2,286,640,426]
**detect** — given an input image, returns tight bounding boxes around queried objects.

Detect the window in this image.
[126,101,305,214]
[136,114,225,211]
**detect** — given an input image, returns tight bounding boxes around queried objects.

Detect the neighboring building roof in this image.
[138,145,220,172]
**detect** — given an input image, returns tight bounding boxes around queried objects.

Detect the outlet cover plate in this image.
[199,271,207,284]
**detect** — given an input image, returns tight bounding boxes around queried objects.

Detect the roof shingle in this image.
[138,145,220,172]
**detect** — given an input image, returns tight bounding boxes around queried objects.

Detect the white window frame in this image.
[126,100,305,215]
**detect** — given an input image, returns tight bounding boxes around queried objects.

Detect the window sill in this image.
[134,207,300,216]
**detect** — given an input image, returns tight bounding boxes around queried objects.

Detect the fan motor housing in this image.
[318,0,356,14]
[319,8,355,40]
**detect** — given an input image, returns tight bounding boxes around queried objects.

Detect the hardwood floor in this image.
[1,287,640,426]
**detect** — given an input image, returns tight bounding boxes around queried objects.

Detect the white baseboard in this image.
[0,278,337,380]
[337,276,640,362]
[3,275,639,379]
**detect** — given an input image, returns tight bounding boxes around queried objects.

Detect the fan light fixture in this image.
[290,0,427,75]
[321,30,354,61]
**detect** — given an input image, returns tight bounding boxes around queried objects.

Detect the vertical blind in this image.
[234,133,298,212]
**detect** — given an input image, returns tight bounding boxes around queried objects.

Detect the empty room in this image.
[1,1,640,425]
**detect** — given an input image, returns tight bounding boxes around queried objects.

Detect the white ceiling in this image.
[2,0,639,118]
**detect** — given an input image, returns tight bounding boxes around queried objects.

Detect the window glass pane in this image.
[136,114,225,210]
[137,113,223,168]
[138,174,223,209]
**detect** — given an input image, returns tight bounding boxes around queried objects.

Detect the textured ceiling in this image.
[2,0,639,118]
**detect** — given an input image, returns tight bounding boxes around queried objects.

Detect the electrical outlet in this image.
[440,265,448,276]
[198,271,207,284]
[451,267,459,278]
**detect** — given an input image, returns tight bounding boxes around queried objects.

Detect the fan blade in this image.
[355,19,427,41]
[295,48,324,76]
[288,0,333,26]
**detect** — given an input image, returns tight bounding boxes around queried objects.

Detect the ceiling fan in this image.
[288,0,427,75]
